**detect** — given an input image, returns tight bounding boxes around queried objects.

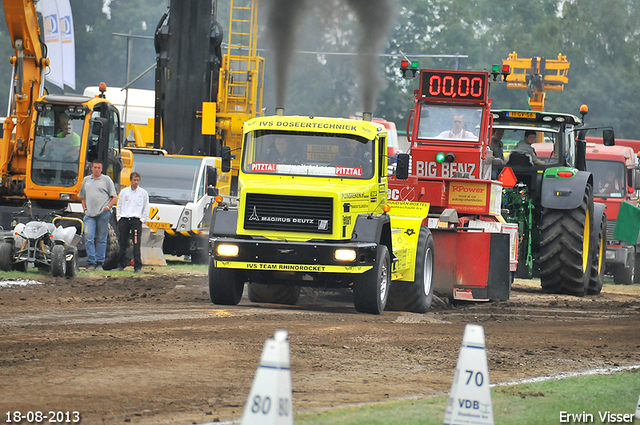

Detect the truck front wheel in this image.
[539,184,593,296]
[209,258,244,305]
[353,245,390,314]
[386,226,435,313]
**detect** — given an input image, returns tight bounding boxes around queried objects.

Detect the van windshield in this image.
[242,131,374,179]
[132,155,201,204]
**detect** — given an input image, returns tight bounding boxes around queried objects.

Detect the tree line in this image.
[0,0,638,138]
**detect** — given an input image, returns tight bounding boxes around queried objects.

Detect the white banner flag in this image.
[57,0,76,90]
[40,0,64,89]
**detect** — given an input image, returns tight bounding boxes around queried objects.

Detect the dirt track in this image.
[1,272,639,425]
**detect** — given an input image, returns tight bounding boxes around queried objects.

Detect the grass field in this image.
[295,369,640,424]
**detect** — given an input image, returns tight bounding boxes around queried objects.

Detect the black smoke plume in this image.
[346,0,396,113]
[265,0,308,109]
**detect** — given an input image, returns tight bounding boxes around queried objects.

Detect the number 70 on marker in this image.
[465,370,484,386]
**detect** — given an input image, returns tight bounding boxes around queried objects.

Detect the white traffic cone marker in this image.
[241,329,294,425]
[443,324,494,425]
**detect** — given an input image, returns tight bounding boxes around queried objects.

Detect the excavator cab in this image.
[25,95,124,203]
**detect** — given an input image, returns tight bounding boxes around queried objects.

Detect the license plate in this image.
[507,111,536,118]
[145,221,171,230]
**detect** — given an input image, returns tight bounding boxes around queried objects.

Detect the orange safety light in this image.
[557,171,574,178]
[498,167,518,188]
[382,204,391,213]
[215,195,224,204]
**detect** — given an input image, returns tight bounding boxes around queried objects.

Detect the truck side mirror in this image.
[221,146,231,173]
[396,153,410,180]
[603,129,615,146]
[206,166,217,196]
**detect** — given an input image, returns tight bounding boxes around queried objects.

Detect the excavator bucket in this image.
[141,228,166,266]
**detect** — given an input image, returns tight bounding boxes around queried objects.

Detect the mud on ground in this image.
[1,273,639,424]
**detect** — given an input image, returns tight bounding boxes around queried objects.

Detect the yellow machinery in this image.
[0,0,128,269]
[119,0,265,264]
[123,0,264,191]
[203,0,265,177]
[501,51,570,112]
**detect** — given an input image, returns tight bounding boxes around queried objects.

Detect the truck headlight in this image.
[605,250,615,260]
[334,248,356,262]
[217,244,239,257]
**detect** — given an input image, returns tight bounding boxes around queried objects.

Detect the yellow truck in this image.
[208,113,436,314]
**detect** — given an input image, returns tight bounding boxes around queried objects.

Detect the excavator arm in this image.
[0,0,49,187]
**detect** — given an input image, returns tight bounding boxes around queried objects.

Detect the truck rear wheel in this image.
[247,282,300,305]
[587,214,606,295]
[51,245,67,277]
[208,258,244,305]
[353,245,390,314]
[0,242,13,271]
[613,251,635,285]
[386,226,435,313]
[539,185,593,296]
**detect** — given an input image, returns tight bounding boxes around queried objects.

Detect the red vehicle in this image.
[586,136,640,156]
[536,142,640,284]
[389,69,517,301]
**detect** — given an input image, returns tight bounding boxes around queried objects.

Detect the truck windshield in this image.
[417,105,483,141]
[31,108,85,187]
[242,132,374,179]
[498,129,561,165]
[587,160,626,198]
[132,155,201,204]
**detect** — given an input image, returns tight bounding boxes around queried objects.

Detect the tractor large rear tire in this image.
[539,185,593,296]
[248,282,300,305]
[0,242,13,271]
[353,245,390,314]
[386,226,435,313]
[208,258,244,305]
[587,214,606,295]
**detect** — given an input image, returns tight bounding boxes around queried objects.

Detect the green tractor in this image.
[492,109,612,296]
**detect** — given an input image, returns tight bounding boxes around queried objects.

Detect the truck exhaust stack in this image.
[275,107,284,116]
[363,112,372,122]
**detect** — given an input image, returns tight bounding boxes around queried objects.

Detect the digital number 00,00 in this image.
[428,75,483,99]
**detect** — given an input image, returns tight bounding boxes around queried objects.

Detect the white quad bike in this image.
[0,210,84,277]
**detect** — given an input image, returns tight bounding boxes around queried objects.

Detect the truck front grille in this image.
[607,219,619,244]
[244,193,333,234]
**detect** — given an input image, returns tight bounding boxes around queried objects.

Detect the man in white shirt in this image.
[116,172,150,272]
[436,115,476,140]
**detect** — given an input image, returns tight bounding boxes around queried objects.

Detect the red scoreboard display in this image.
[418,70,489,103]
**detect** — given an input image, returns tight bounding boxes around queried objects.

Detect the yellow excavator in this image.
[0,0,129,269]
